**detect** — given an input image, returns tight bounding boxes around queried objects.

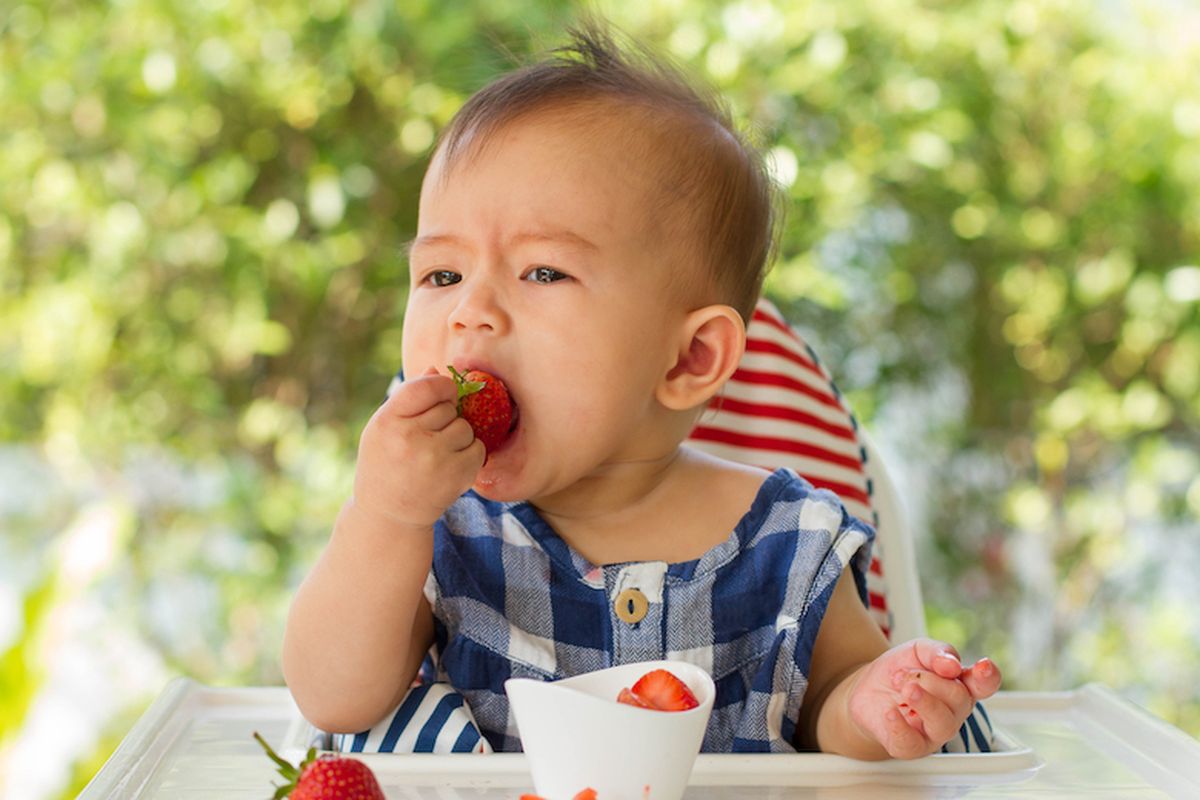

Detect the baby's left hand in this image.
[846,638,1001,759]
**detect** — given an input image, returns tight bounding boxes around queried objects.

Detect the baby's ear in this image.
[657,304,746,411]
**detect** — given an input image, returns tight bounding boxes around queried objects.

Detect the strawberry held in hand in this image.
[255,732,384,800]
[449,365,517,455]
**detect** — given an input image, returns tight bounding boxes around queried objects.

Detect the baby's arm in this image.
[797,569,1002,759]
[282,371,484,733]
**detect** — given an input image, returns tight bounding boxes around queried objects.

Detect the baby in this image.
[283,24,1000,759]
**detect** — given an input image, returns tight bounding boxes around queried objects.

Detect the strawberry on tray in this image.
[255,732,384,800]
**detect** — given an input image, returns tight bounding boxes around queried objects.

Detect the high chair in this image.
[79,300,1200,798]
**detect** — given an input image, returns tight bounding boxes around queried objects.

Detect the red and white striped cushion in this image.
[687,298,892,639]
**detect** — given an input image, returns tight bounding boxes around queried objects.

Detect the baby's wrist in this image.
[811,665,893,760]
[841,666,889,753]
[341,497,438,539]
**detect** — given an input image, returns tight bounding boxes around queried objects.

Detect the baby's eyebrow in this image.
[405,233,469,258]
[404,229,599,257]
[507,229,599,252]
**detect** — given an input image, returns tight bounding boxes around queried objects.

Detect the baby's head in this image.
[403,23,782,501]
[427,23,780,324]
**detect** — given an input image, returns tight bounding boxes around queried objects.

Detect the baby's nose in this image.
[448,282,509,334]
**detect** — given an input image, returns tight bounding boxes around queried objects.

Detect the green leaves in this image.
[2,2,1199,794]
[253,731,307,799]
[448,365,487,406]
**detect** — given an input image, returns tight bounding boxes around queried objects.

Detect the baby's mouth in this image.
[507,396,521,435]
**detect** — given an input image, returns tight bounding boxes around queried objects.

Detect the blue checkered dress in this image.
[335,467,996,755]
[432,468,877,751]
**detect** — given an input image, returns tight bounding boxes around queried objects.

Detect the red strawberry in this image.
[616,687,653,709]
[255,732,384,800]
[616,669,699,712]
[518,789,597,800]
[449,365,517,454]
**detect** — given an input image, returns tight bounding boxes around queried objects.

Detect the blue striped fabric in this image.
[944,702,994,753]
[333,683,492,754]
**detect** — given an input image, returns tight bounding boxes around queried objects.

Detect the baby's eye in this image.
[523,266,569,284]
[425,270,461,287]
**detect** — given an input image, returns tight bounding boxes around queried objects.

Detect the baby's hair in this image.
[433,21,783,323]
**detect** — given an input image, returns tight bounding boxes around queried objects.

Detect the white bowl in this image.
[505,660,715,800]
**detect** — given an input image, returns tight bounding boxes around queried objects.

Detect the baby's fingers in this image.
[960,658,1002,700]
[909,639,964,679]
[899,670,974,722]
[881,707,932,760]
[383,373,458,418]
[412,400,461,434]
[898,681,962,745]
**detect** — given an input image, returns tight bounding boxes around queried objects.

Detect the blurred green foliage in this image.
[1,0,1197,795]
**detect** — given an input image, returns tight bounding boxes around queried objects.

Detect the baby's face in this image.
[402,110,693,502]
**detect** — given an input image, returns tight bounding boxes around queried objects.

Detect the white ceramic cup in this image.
[505,660,716,800]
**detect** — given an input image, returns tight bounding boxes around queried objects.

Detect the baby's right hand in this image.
[350,369,485,531]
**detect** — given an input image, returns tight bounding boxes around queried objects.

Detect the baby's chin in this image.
[471,451,527,502]
[470,417,529,499]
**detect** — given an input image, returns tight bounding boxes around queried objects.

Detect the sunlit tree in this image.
[1,1,1196,795]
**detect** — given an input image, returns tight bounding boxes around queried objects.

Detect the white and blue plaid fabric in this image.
[335,468,995,755]
[433,468,873,753]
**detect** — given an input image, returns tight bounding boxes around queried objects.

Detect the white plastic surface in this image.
[80,680,1200,798]
[858,427,927,643]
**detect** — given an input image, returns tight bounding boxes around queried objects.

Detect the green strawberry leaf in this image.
[254,732,300,792]
[447,365,487,402]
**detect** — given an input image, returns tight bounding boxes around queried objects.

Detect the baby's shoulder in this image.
[681,445,774,492]
[672,449,776,531]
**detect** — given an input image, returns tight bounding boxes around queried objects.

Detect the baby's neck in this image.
[533,448,683,528]
[531,447,770,566]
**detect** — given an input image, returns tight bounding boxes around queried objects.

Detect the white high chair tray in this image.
[82,679,1200,799]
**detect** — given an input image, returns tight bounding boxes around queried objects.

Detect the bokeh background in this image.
[2,0,1198,796]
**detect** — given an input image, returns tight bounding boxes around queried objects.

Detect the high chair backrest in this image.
[685,298,926,643]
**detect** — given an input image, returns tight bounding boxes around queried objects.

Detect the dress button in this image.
[614,588,649,624]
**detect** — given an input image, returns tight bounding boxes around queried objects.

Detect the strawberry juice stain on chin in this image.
[472,432,524,497]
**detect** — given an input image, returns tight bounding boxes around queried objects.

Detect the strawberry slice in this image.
[616,687,653,709]
[616,668,699,712]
